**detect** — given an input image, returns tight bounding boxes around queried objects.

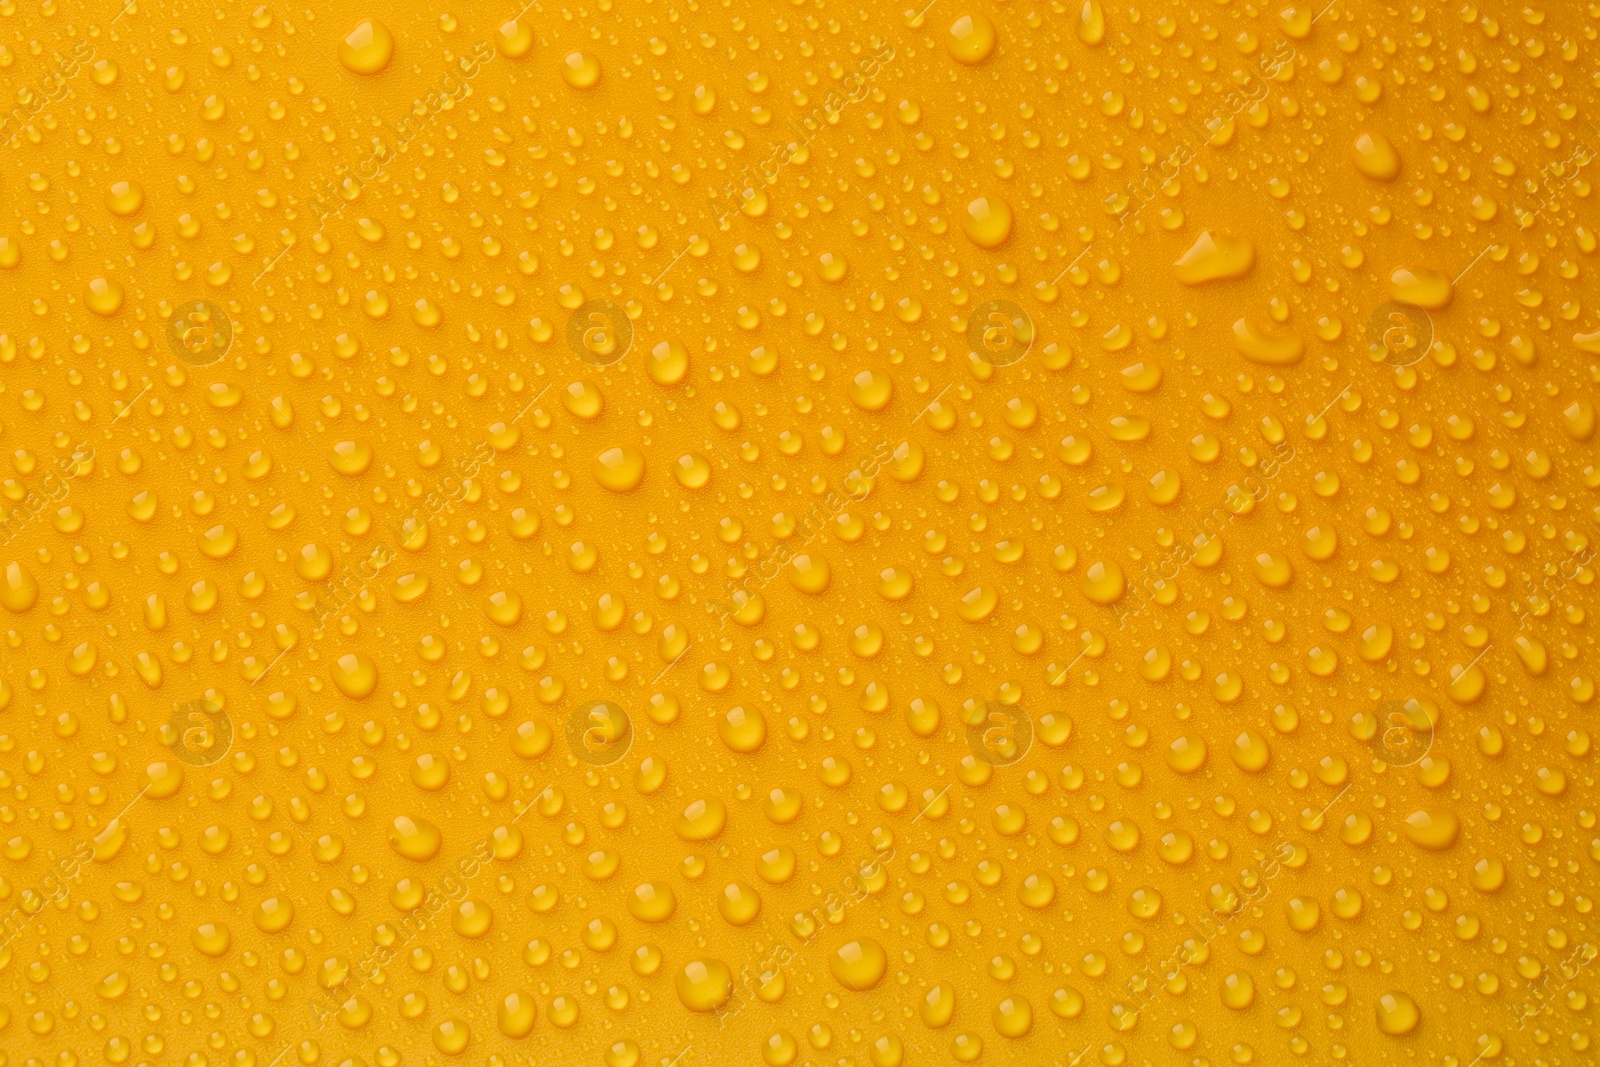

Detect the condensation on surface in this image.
[0,1,1596,1067]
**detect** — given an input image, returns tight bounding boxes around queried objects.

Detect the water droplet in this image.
[496,19,535,59]
[86,277,124,316]
[332,651,378,698]
[1352,132,1402,180]
[1375,991,1421,1035]
[1173,231,1255,284]
[1,561,39,612]
[1402,809,1459,850]
[947,14,997,64]
[106,179,144,216]
[594,446,645,491]
[562,51,602,89]
[677,959,734,1012]
[389,814,443,860]
[830,938,887,990]
[340,20,394,74]
[961,195,1013,249]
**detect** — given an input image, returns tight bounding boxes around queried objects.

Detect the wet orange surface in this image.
[0,1,1597,1066]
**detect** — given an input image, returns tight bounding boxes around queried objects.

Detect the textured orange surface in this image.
[0,2,1597,1067]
